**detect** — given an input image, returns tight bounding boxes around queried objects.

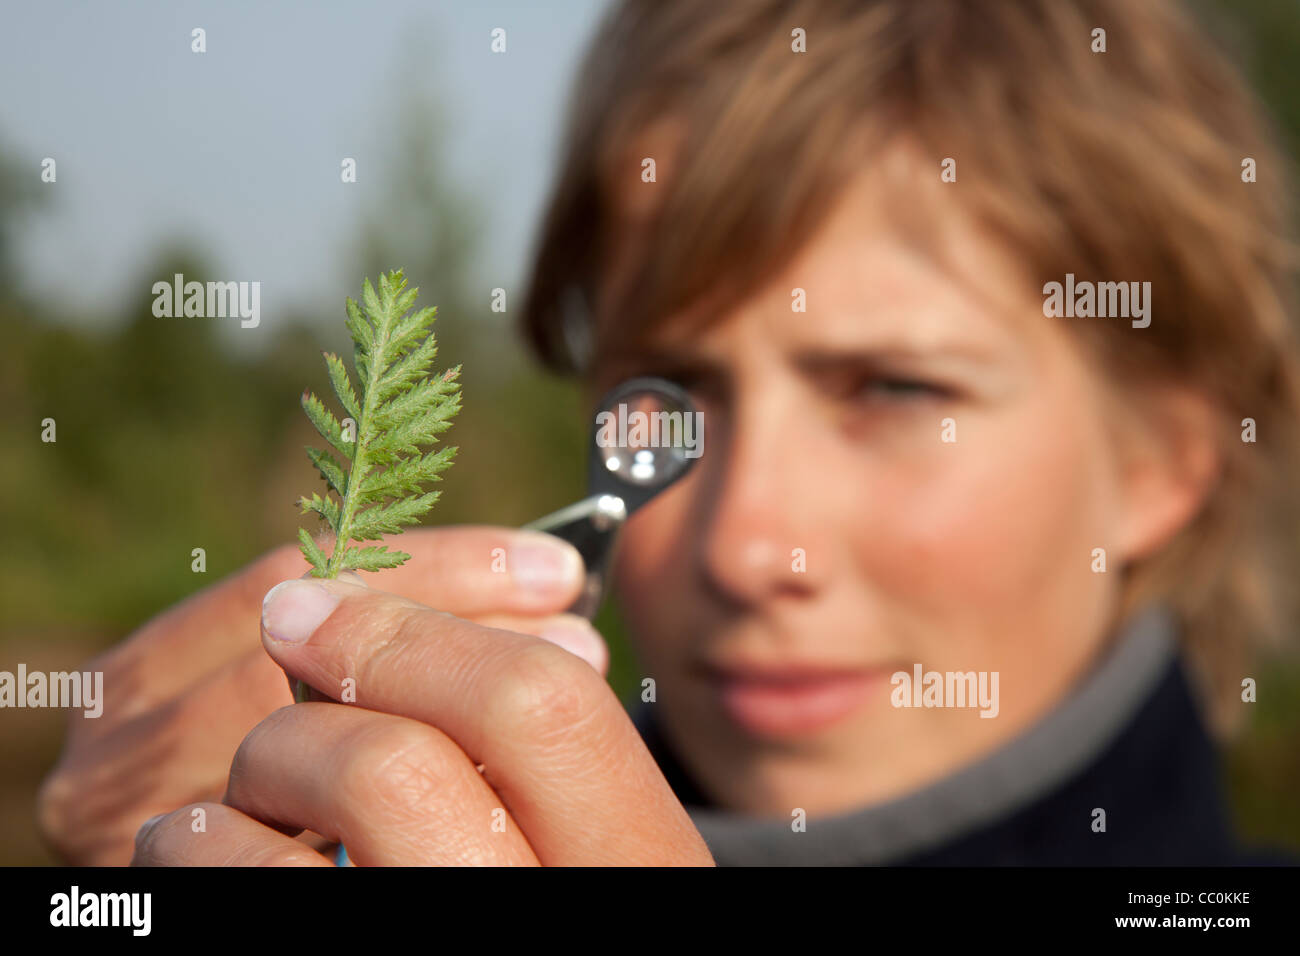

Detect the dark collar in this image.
[631,606,1251,865]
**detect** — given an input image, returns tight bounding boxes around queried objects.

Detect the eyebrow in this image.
[790,342,1001,375]
[599,338,1000,384]
[596,347,731,384]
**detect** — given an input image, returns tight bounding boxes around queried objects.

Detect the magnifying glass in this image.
[333,376,701,865]
[523,376,703,619]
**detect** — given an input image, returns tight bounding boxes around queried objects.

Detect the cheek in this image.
[862,387,1119,624]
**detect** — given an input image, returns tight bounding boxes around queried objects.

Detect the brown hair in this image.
[520,0,1300,734]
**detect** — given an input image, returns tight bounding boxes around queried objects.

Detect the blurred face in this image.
[593,138,1214,816]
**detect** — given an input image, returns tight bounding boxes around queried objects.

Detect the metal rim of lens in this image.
[595,385,694,489]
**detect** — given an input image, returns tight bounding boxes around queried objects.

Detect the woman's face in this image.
[595,140,1212,816]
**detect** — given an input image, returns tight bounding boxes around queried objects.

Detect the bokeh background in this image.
[1,0,1297,865]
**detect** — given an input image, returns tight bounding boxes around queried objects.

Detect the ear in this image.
[1112,384,1223,563]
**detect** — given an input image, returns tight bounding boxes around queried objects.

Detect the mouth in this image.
[699,660,893,738]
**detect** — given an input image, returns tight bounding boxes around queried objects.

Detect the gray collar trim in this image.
[685,606,1178,866]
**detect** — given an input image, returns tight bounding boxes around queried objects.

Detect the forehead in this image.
[605,134,1044,360]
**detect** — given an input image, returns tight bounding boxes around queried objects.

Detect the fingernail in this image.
[136,813,165,845]
[510,533,583,591]
[538,623,607,672]
[263,580,343,644]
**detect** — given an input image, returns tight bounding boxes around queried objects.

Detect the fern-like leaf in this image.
[338,545,411,572]
[296,269,461,578]
[324,351,361,422]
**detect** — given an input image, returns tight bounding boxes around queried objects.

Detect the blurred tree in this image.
[1197,0,1300,154]
[0,247,325,631]
[0,135,43,291]
[1186,0,1300,851]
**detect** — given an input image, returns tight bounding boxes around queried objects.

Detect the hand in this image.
[37,527,604,865]
[130,576,715,866]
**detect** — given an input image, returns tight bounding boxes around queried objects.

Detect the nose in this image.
[695,385,826,608]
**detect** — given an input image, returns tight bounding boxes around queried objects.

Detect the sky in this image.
[0,0,611,328]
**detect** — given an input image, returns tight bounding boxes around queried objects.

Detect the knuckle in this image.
[352,605,406,672]
[354,604,446,693]
[335,719,448,819]
[488,641,605,742]
[130,816,170,863]
[133,802,213,863]
[228,705,297,789]
[35,770,78,852]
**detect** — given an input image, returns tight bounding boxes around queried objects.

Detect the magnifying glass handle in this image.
[522,494,628,620]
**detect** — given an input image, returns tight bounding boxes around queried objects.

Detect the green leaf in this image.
[295,269,462,579]
[359,446,456,499]
[301,391,354,459]
[362,277,383,328]
[297,528,329,576]
[345,299,375,388]
[344,296,375,354]
[348,491,441,541]
[306,447,348,497]
[390,287,419,324]
[337,545,411,572]
[373,335,440,403]
[389,305,437,355]
[324,352,361,422]
[300,491,342,532]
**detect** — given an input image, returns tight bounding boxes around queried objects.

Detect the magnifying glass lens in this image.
[597,387,696,489]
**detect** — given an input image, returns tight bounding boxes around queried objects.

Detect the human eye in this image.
[852,375,952,403]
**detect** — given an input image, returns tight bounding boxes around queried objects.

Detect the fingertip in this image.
[135,813,165,848]
[537,615,609,676]
[262,580,345,645]
[509,531,586,594]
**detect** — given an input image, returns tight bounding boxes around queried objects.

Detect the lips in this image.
[701,662,889,737]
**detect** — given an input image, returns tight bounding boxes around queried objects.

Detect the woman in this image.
[39,0,1300,865]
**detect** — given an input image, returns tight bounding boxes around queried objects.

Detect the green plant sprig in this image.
[296,269,461,578]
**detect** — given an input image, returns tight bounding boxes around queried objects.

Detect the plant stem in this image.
[325,318,389,578]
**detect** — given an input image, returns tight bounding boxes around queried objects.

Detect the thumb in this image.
[281,572,368,700]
